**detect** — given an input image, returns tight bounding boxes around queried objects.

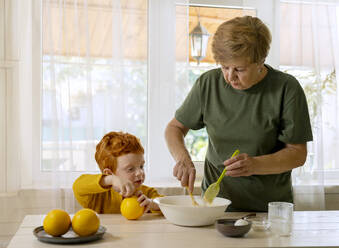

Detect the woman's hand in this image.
[223,153,255,177]
[173,159,196,193]
[165,118,196,193]
[110,174,135,197]
[135,191,160,212]
[223,144,307,176]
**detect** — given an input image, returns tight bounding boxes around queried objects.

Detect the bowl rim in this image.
[216,218,252,225]
[244,215,268,223]
[153,195,231,209]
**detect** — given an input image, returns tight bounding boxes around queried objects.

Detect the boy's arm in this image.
[73,174,109,196]
[141,185,163,199]
[99,174,113,188]
[101,174,136,197]
[73,174,110,208]
[140,185,164,213]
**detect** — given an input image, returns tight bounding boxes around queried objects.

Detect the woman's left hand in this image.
[223,153,255,177]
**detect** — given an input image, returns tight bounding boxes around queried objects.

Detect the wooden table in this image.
[7,211,339,248]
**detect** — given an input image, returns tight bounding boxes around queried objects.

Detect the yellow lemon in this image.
[120,196,144,220]
[43,209,71,237]
[72,208,100,236]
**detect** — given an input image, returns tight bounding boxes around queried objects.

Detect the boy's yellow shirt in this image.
[73,174,163,214]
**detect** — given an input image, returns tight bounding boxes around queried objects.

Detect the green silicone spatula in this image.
[203,149,240,204]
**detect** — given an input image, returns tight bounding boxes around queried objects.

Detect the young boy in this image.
[73,131,162,214]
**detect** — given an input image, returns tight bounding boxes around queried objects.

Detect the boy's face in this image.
[115,153,145,187]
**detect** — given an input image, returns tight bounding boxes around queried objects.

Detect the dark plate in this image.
[33,225,106,244]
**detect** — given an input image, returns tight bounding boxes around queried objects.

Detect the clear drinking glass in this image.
[268,202,294,236]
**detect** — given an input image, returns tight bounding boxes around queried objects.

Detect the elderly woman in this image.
[165,16,313,212]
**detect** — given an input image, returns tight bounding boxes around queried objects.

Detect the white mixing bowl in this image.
[153,195,231,227]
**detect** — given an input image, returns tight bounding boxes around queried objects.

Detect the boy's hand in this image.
[111,174,135,197]
[135,190,160,213]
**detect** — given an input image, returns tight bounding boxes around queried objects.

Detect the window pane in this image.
[176,5,256,161]
[42,0,147,171]
[280,2,339,174]
[280,66,337,172]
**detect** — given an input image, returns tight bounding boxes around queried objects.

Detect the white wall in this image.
[0,0,20,193]
[0,0,41,193]
[0,0,6,194]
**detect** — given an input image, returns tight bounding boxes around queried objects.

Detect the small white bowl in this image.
[154,195,231,227]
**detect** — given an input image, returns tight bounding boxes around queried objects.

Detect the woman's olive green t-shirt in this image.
[175,65,313,212]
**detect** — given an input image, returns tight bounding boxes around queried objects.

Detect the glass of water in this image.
[268,202,294,236]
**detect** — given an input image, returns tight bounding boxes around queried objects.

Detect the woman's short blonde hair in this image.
[212,16,271,64]
[95,131,144,173]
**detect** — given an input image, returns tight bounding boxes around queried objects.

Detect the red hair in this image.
[95,131,144,173]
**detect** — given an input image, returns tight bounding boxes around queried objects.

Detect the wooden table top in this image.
[7,211,339,248]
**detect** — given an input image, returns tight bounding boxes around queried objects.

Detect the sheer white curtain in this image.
[39,0,151,209]
[279,0,339,210]
[147,0,180,184]
[41,0,147,179]
[0,0,46,242]
[1,0,180,192]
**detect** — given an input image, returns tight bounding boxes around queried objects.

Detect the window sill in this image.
[148,178,339,195]
[2,179,339,197]
[324,185,339,194]
[145,177,203,195]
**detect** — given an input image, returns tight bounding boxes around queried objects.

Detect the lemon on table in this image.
[72,208,100,236]
[120,196,144,220]
[43,209,71,237]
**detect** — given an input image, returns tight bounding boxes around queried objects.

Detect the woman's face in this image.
[115,153,145,188]
[220,57,266,90]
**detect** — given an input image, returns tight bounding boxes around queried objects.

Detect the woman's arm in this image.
[224,143,307,176]
[165,118,196,192]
